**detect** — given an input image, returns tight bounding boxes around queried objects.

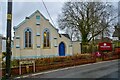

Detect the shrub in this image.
[2,55,97,77]
[11,59,19,68]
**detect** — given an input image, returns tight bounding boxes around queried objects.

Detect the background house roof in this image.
[112,27,120,37]
[93,37,112,44]
[61,34,71,40]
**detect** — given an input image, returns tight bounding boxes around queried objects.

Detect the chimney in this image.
[25,17,29,19]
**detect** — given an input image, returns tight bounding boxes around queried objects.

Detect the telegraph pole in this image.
[6,0,12,79]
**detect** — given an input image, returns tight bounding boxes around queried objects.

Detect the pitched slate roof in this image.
[94,37,112,44]
[61,34,71,40]
[112,27,120,37]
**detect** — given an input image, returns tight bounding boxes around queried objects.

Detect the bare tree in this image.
[58,2,117,44]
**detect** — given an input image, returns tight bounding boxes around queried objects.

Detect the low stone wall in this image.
[2,55,95,77]
[2,53,120,77]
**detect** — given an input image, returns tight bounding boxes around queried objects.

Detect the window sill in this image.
[36,23,40,25]
[24,47,33,49]
[43,47,51,49]
[16,36,20,39]
[54,46,58,47]
[36,35,40,36]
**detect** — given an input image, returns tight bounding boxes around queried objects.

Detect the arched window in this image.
[43,28,50,48]
[24,28,32,48]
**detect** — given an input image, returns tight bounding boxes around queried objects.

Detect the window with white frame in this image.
[36,15,40,25]
[43,28,50,48]
[24,28,32,48]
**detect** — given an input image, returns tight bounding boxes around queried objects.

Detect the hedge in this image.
[2,53,120,77]
[2,54,95,77]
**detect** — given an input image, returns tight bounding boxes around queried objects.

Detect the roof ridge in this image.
[14,10,49,30]
[13,10,60,37]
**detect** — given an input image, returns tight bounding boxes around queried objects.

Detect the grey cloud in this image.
[13,2,64,28]
[1,2,64,37]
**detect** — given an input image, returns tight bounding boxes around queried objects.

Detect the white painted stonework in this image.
[12,10,81,59]
[113,37,118,41]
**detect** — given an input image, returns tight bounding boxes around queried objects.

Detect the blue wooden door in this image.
[59,42,65,56]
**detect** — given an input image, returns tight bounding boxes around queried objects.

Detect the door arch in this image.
[59,42,65,56]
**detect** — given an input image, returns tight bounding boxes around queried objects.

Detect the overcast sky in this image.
[0,0,119,38]
[1,1,65,37]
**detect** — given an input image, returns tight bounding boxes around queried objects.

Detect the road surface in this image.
[16,59,120,79]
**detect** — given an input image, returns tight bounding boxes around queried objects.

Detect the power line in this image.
[42,0,56,27]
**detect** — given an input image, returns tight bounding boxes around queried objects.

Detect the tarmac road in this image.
[15,59,120,79]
